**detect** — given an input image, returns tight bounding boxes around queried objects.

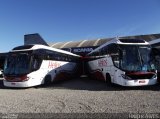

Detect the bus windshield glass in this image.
[118,45,155,72]
[4,53,31,76]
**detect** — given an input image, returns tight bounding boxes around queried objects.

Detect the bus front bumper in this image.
[123,78,157,86]
[3,80,41,88]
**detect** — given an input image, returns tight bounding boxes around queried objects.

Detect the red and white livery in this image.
[87,38,157,86]
[3,44,80,87]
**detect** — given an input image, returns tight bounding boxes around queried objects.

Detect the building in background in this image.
[1,33,160,69]
[25,33,160,56]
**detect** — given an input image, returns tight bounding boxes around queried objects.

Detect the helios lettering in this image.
[98,59,107,67]
[48,61,61,69]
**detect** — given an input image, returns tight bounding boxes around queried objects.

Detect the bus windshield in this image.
[118,45,156,72]
[4,53,31,76]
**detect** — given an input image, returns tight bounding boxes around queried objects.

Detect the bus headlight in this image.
[121,74,132,80]
[152,74,157,79]
[20,75,30,82]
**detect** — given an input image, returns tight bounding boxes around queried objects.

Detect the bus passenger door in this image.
[111,53,121,84]
[105,56,114,83]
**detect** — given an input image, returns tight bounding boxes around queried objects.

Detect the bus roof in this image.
[88,38,149,55]
[11,44,80,57]
[149,38,160,45]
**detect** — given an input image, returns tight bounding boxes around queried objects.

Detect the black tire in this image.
[43,75,52,86]
[106,73,112,85]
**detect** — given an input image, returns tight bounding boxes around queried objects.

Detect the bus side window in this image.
[108,44,120,68]
[32,55,42,71]
[151,48,160,70]
[102,46,108,55]
[33,59,38,70]
[100,48,105,55]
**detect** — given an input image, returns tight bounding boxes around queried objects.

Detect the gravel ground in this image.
[0,77,160,118]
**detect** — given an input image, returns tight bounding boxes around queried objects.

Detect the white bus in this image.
[149,38,160,83]
[3,44,81,87]
[87,38,157,86]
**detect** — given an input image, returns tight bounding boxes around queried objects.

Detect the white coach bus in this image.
[3,44,81,87]
[149,38,160,83]
[87,38,157,86]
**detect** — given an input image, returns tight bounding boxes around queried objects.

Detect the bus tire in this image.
[44,75,52,86]
[106,73,112,85]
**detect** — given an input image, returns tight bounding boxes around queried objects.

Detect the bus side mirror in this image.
[151,48,160,60]
[32,59,39,71]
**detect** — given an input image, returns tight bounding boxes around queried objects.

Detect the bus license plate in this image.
[11,83,16,85]
[139,80,145,83]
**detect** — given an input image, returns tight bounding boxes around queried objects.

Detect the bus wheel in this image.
[106,73,111,85]
[44,75,52,86]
